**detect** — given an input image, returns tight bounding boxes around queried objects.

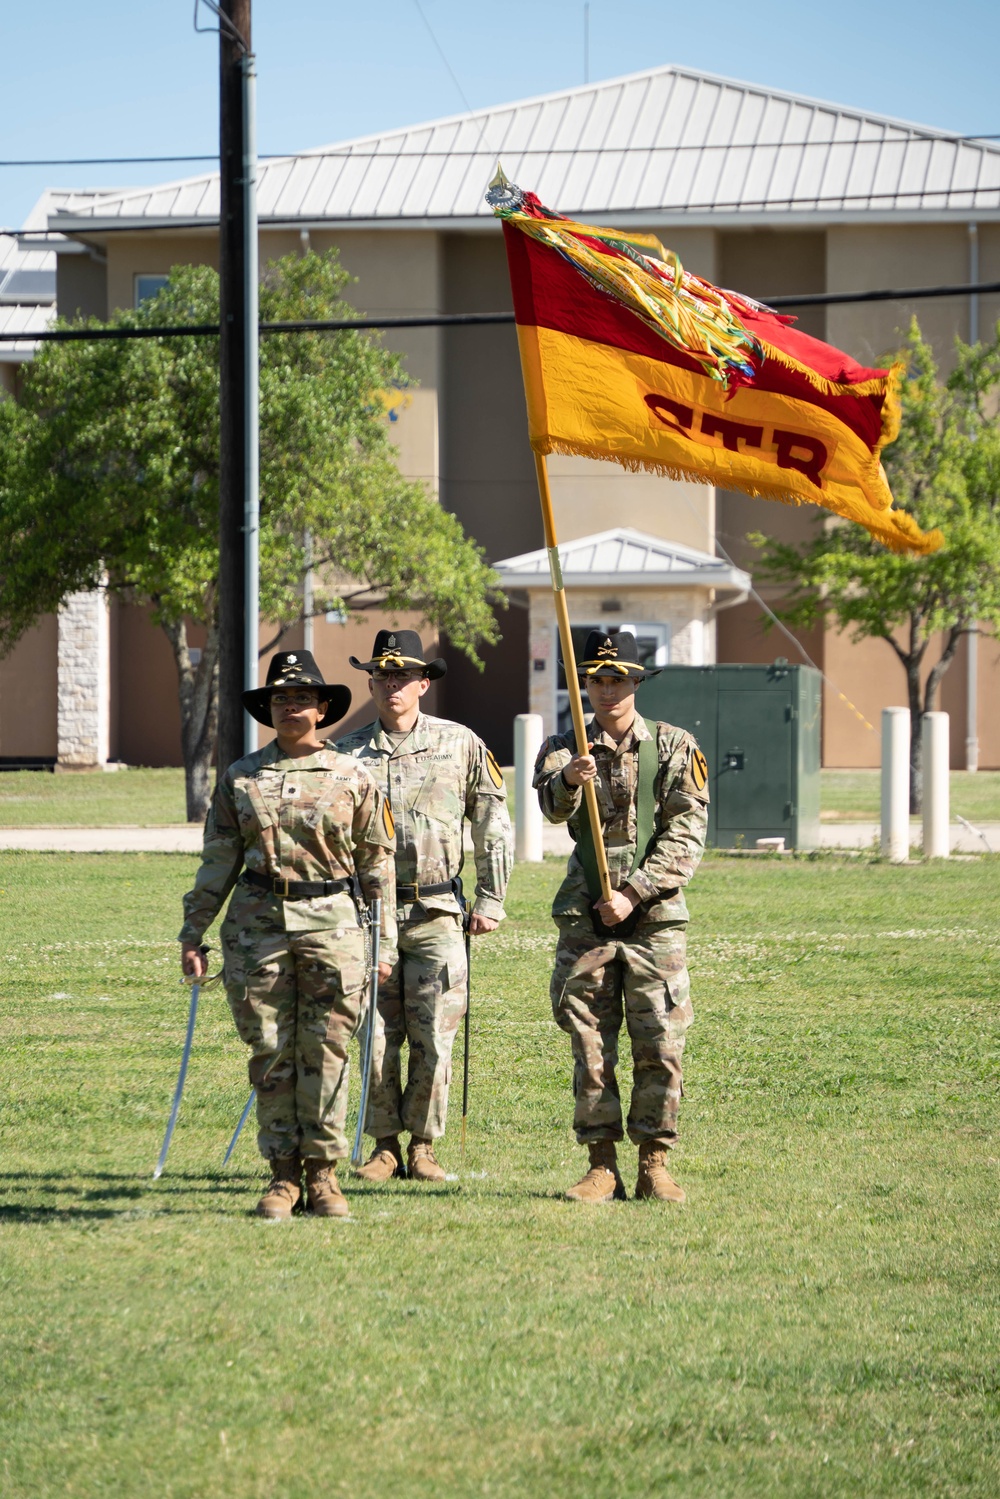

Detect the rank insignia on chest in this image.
[485,749,504,789]
[382,801,396,840]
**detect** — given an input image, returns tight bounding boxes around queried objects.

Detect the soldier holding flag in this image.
[337,630,512,1182]
[533,631,709,1205]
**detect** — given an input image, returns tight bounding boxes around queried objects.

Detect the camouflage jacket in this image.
[179,739,397,956]
[533,715,709,923]
[335,712,512,924]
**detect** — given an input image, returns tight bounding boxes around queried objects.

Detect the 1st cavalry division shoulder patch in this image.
[688,747,709,793]
[485,749,505,790]
[382,800,396,840]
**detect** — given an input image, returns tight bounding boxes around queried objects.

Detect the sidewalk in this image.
[1,822,997,854]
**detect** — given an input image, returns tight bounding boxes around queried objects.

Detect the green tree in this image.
[751,319,1000,811]
[0,253,501,819]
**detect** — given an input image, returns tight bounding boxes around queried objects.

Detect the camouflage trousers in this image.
[364,909,467,1141]
[220,914,367,1162]
[550,915,693,1147]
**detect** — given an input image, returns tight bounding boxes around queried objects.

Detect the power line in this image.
[3,278,999,347]
[2,134,999,168]
[2,277,998,346]
[766,279,1000,308]
[0,311,516,344]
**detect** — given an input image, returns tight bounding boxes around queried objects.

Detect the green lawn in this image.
[0,852,997,1497]
[3,765,1000,829]
[821,770,1000,822]
[0,766,190,825]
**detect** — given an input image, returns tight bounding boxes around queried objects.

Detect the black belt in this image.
[244,869,354,900]
[396,878,460,902]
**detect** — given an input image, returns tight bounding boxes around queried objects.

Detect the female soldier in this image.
[179,650,396,1220]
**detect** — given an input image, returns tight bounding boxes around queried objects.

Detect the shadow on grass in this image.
[0,1168,253,1221]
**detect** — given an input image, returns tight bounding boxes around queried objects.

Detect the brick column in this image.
[57,589,110,770]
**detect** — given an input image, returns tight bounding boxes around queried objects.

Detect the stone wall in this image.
[57,589,109,769]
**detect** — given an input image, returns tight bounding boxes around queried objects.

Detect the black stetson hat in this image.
[242,650,352,729]
[349,629,447,681]
[566,630,662,681]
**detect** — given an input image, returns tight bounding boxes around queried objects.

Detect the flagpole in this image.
[533,452,613,904]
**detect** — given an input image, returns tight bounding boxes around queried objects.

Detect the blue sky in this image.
[3,0,997,230]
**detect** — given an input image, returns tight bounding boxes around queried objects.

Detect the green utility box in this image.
[641,662,822,850]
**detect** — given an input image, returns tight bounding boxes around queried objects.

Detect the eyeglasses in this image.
[271,691,321,707]
[371,669,425,683]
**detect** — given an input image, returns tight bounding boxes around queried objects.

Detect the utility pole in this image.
[217,0,258,773]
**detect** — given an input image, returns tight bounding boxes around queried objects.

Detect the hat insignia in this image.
[286,653,297,664]
[387,635,397,648]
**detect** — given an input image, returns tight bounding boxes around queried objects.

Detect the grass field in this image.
[820,770,1000,823]
[1,851,997,1497]
[2,765,999,828]
[0,767,189,826]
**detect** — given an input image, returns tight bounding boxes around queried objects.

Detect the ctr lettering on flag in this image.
[643,391,829,488]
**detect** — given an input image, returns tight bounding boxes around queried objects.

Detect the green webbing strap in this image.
[577,719,659,902]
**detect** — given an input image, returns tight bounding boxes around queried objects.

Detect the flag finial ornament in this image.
[486,164,522,214]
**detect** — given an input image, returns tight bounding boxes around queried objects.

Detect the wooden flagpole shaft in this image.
[533,453,613,903]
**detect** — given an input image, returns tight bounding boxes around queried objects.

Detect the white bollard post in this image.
[881,707,911,863]
[922,711,950,858]
[514,713,544,862]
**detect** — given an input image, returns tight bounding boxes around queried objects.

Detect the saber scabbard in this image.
[222,1091,255,1166]
[351,897,382,1167]
[461,906,471,1161]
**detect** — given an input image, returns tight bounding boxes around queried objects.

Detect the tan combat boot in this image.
[353,1136,405,1182]
[407,1137,446,1182]
[255,1154,302,1220]
[565,1140,627,1203]
[304,1159,350,1218]
[635,1141,686,1203]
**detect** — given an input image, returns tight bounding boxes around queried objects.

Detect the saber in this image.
[351,897,382,1167]
[222,1091,255,1166]
[153,965,203,1179]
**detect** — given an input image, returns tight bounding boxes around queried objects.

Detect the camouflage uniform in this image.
[336,712,512,1140]
[179,740,397,1162]
[534,716,708,1148]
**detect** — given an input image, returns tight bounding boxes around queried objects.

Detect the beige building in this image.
[1,64,999,769]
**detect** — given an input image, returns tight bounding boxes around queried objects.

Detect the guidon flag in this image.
[487,171,941,555]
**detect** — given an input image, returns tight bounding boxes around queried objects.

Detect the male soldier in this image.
[533,630,708,1204]
[336,629,512,1182]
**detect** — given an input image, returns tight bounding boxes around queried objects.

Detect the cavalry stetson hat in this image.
[242,650,352,728]
[349,629,447,681]
[567,630,662,680]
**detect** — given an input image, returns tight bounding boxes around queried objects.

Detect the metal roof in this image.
[48,64,1000,235]
[0,192,111,359]
[0,302,55,362]
[493,527,750,593]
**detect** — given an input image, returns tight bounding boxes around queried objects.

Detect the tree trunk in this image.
[924,625,964,715]
[907,655,923,815]
[162,617,220,822]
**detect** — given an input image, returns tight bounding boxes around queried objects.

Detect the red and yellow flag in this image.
[488,176,941,555]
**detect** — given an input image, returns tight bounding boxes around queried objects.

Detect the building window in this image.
[134,274,169,307]
[556,622,670,737]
